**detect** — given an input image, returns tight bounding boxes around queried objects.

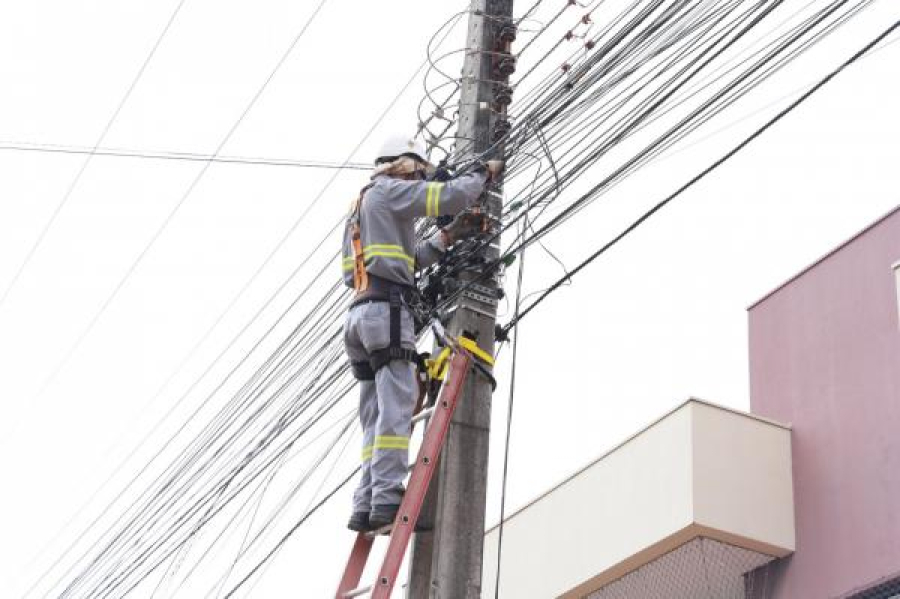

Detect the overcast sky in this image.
[1,1,899,597]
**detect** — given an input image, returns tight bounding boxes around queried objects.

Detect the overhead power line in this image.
[207,7,895,595]
[18,0,334,425]
[0,0,188,309]
[27,3,895,597]
[0,141,372,170]
[23,8,468,597]
[429,0,874,318]
[501,16,900,335]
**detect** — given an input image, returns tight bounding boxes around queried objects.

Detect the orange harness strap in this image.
[351,222,368,292]
[349,187,372,293]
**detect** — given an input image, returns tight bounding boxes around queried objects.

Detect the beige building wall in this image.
[482,400,794,598]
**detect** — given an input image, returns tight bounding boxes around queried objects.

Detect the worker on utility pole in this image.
[341,134,502,532]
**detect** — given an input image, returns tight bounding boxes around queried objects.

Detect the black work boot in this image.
[368,504,400,531]
[369,504,433,533]
[347,511,372,532]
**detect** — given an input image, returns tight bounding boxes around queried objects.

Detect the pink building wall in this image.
[748,206,900,598]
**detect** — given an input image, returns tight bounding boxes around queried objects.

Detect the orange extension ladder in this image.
[335,349,473,598]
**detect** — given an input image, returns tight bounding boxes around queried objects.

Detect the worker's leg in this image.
[354,380,378,512]
[358,303,418,509]
[344,306,379,515]
[371,359,417,507]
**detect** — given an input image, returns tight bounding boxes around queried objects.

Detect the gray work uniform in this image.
[342,171,487,512]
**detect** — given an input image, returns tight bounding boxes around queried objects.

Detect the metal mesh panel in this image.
[848,576,900,599]
[585,537,777,599]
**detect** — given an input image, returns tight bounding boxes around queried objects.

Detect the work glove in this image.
[486,160,505,181]
[441,210,489,245]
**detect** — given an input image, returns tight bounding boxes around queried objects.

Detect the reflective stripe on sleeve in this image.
[425,182,445,217]
[432,182,443,216]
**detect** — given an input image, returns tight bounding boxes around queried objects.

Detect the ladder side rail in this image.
[370,351,473,599]
[336,533,375,598]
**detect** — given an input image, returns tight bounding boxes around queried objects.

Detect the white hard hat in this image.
[375,135,429,165]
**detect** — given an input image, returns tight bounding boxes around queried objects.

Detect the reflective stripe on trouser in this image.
[343,301,417,512]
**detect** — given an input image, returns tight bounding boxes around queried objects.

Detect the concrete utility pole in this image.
[409,1,515,597]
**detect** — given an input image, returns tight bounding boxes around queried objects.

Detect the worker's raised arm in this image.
[414,233,446,271]
[381,171,489,219]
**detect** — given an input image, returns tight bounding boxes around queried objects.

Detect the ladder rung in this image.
[411,406,435,424]
[343,584,373,598]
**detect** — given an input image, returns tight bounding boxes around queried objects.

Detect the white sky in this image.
[1,1,899,597]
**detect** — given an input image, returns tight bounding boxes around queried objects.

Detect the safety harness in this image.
[348,184,373,294]
[348,286,430,382]
[346,184,496,395]
[347,185,429,383]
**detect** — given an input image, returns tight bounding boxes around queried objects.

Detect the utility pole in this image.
[409,1,515,597]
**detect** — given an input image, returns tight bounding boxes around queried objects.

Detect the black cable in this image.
[432,1,872,326]
[205,412,358,596]
[74,369,354,598]
[503,0,859,249]
[502,17,900,335]
[216,416,358,598]
[171,414,358,597]
[32,5,890,596]
[493,215,526,599]
[44,312,352,596]
[31,4,467,594]
[461,1,864,270]
[221,467,360,598]
[28,9,466,590]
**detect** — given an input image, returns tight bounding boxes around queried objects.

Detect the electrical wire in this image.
[501,16,900,335]
[0,0,188,309]
[26,3,894,596]
[424,2,880,346]
[0,141,372,170]
[25,6,468,596]
[221,467,359,598]
[493,214,526,599]
[15,0,336,439]
[213,7,892,592]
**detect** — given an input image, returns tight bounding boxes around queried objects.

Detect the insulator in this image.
[495,55,517,77]
[494,84,513,107]
[585,40,596,50]
[493,118,512,142]
[498,23,517,44]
